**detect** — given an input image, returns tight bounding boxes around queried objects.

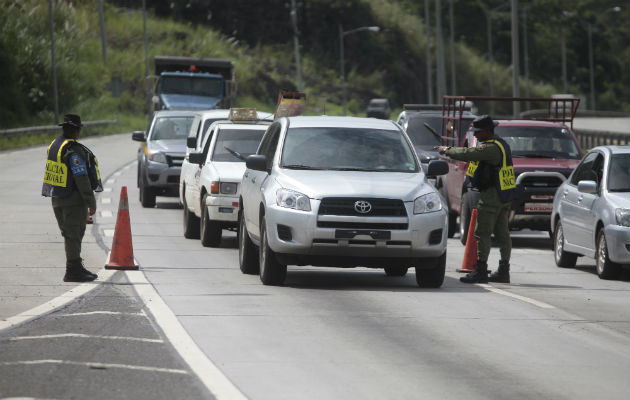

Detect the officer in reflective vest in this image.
[437,115,517,284]
[42,114,102,282]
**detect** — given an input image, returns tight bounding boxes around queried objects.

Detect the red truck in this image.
[436,96,584,243]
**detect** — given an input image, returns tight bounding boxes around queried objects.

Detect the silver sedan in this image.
[551,145,630,279]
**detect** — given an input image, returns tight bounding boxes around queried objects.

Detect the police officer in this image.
[437,115,517,284]
[42,114,103,282]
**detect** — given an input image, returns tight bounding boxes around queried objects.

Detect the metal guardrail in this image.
[574,128,630,149]
[0,120,117,138]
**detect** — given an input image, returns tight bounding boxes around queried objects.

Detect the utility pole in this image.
[435,0,447,100]
[561,27,567,92]
[142,0,150,118]
[290,0,303,91]
[424,0,433,103]
[511,0,520,118]
[448,0,456,95]
[587,23,595,110]
[339,24,346,115]
[98,0,107,64]
[48,0,59,124]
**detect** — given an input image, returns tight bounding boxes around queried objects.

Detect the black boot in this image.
[64,259,97,282]
[460,260,488,284]
[488,260,510,283]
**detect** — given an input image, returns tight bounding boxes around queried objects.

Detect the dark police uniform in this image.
[42,114,102,282]
[444,115,517,283]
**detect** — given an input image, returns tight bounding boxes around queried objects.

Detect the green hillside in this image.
[1,0,627,139]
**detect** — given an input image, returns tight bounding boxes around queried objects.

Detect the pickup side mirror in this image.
[186,136,197,148]
[132,131,146,142]
[246,155,268,173]
[577,180,597,194]
[188,152,205,165]
[426,160,449,177]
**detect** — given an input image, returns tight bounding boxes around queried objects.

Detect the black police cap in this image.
[58,114,83,128]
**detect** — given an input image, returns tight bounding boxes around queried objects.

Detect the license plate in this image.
[524,202,553,212]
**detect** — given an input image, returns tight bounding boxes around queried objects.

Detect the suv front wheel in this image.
[415,252,446,288]
[238,210,259,274]
[259,216,287,285]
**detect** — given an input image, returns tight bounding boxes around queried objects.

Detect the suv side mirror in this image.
[426,160,449,177]
[246,155,268,172]
[132,131,146,142]
[186,136,197,148]
[188,152,205,165]
[577,180,597,194]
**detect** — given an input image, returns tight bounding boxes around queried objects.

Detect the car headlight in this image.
[414,192,442,214]
[149,152,167,164]
[276,188,311,211]
[615,208,630,227]
[220,182,238,195]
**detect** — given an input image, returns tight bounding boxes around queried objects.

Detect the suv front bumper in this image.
[264,200,447,264]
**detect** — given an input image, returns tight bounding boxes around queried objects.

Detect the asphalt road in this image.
[1,133,628,400]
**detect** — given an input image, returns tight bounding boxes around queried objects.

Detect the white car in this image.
[551,145,630,279]
[238,116,450,287]
[180,109,271,246]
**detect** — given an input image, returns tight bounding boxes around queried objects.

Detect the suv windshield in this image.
[608,153,630,192]
[281,127,418,172]
[212,128,266,162]
[494,126,581,159]
[151,116,194,140]
[161,76,223,97]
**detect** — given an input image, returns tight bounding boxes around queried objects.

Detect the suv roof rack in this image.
[440,96,580,146]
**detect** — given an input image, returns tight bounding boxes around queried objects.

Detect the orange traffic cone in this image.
[457,208,478,273]
[105,186,139,270]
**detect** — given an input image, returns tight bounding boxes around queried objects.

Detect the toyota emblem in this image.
[354,200,372,214]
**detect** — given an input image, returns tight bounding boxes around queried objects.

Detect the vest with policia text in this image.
[41,135,103,198]
[465,136,517,203]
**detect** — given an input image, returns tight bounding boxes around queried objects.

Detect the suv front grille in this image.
[319,198,407,217]
[517,175,564,188]
[166,155,185,167]
[317,221,408,230]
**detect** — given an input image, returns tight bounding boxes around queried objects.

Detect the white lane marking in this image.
[0,270,117,332]
[125,270,247,400]
[106,179,116,184]
[103,229,115,237]
[10,333,162,343]
[478,284,555,309]
[103,187,112,192]
[101,198,111,204]
[100,210,113,218]
[114,171,122,177]
[57,310,146,317]
[0,360,187,375]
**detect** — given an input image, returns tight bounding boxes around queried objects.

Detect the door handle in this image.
[577,195,583,202]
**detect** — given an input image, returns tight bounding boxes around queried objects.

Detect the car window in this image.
[161,76,223,97]
[151,116,194,140]
[212,128,266,162]
[570,152,599,185]
[608,153,630,192]
[257,123,282,169]
[281,127,418,172]
[187,116,201,139]
[405,116,442,148]
[495,126,581,159]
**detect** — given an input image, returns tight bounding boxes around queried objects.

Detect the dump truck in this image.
[151,56,237,111]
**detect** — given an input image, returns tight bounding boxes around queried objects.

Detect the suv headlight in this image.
[276,188,311,211]
[149,152,167,164]
[615,208,630,227]
[414,192,442,214]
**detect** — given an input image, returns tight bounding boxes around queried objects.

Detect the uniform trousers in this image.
[53,204,88,261]
[475,188,512,263]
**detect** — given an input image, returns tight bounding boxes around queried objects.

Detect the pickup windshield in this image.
[212,128,266,162]
[494,126,581,159]
[151,116,194,140]
[161,76,223,97]
[281,127,418,172]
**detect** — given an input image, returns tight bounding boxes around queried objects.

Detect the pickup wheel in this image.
[238,210,259,274]
[139,180,156,208]
[259,216,287,285]
[415,252,446,288]
[384,267,408,277]
[553,220,578,268]
[459,192,474,245]
[200,194,222,247]
[596,230,621,280]
[182,194,200,239]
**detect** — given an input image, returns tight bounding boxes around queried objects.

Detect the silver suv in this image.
[238,116,449,287]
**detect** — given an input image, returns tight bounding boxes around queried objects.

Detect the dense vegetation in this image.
[1,0,628,134]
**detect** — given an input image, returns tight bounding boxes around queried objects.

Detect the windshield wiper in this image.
[224,146,247,161]
[282,164,321,170]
